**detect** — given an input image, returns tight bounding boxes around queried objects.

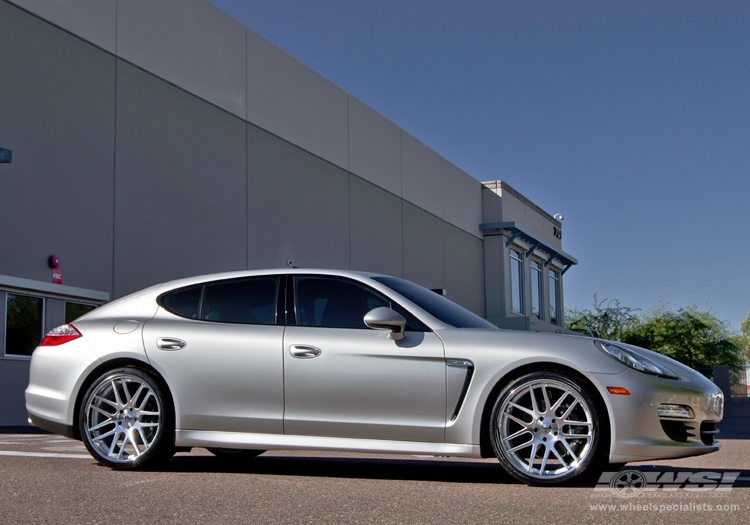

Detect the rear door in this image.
[143,276,284,434]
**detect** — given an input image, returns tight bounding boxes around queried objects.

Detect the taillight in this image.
[39,324,82,346]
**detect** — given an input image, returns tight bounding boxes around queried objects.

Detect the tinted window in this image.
[202,277,279,325]
[6,293,43,356]
[295,276,389,329]
[372,276,497,329]
[161,278,280,325]
[162,285,202,319]
[65,302,96,324]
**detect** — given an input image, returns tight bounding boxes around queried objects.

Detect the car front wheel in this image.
[490,371,602,485]
[79,367,174,470]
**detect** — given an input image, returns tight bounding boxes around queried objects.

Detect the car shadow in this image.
[156,454,521,484]
[144,455,750,488]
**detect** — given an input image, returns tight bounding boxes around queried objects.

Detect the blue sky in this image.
[209,0,750,330]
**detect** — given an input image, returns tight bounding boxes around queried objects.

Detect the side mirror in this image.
[364,307,406,341]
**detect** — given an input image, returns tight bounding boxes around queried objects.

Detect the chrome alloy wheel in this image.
[494,375,597,483]
[83,372,163,464]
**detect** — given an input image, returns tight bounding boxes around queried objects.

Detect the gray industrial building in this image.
[0,0,577,427]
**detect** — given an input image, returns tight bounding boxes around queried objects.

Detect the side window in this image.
[161,285,202,319]
[294,276,389,329]
[160,277,279,325]
[202,277,279,325]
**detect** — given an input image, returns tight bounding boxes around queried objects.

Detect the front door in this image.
[282,275,446,443]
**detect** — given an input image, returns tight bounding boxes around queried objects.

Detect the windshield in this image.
[373,276,497,329]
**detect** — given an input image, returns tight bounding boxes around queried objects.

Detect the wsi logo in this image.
[595,470,740,498]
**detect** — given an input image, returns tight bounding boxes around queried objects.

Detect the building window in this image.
[510,248,524,314]
[530,259,543,320]
[549,269,560,325]
[5,293,44,357]
[65,302,96,324]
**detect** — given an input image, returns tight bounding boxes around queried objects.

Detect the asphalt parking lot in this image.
[1,426,749,525]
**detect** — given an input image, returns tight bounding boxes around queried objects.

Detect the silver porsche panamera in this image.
[26,269,723,485]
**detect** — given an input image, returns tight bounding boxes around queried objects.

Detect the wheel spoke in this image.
[504,412,532,428]
[93,395,118,409]
[562,432,590,439]
[560,442,581,464]
[559,399,579,421]
[550,392,569,413]
[92,428,117,442]
[88,418,114,432]
[539,445,551,473]
[111,380,124,408]
[92,405,115,419]
[107,431,120,456]
[551,445,569,469]
[137,427,150,449]
[529,385,541,415]
[507,437,534,454]
[502,426,532,442]
[137,390,155,411]
[540,384,551,413]
[526,442,539,472]
[120,378,133,403]
[508,402,535,417]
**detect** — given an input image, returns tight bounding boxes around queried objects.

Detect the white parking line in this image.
[0,450,91,459]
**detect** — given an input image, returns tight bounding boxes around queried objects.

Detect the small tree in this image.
[734,312,750,363]
[565,295,638,340]
[623,306,742,369]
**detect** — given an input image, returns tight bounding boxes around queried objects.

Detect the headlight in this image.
[595,341,679,379]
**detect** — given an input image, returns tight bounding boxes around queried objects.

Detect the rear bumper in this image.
[27,412,76,439]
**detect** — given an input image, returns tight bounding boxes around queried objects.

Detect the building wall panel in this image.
[402,203,444,290]
[247,30,349,171]
[0,1,115,292]
[442,160,482,238]
[246,125,350,270]
[114,61,247,297]
[349,176,403,277]
[401,132,443,218]
[444,224,485,315]
[117,0,247,119]
[5,0,116,53]
[348,96,402,197]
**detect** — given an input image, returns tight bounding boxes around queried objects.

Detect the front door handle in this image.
[156,337,187,351]
[289,345,322,359]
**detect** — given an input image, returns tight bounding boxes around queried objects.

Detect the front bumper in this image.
[589,368,723,463]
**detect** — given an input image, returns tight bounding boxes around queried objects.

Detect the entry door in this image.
[282,276,446,443]
[143,276,284,434]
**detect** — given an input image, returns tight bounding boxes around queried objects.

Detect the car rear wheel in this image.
[79,367,174,470]
[490,371,602,486]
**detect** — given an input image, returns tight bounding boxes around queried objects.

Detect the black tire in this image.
[79,367,175,470]
[207,448,265,460]
[489,371,603,486]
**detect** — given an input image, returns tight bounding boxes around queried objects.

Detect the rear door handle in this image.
[289,345,321,359]
[156,337,187,351]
